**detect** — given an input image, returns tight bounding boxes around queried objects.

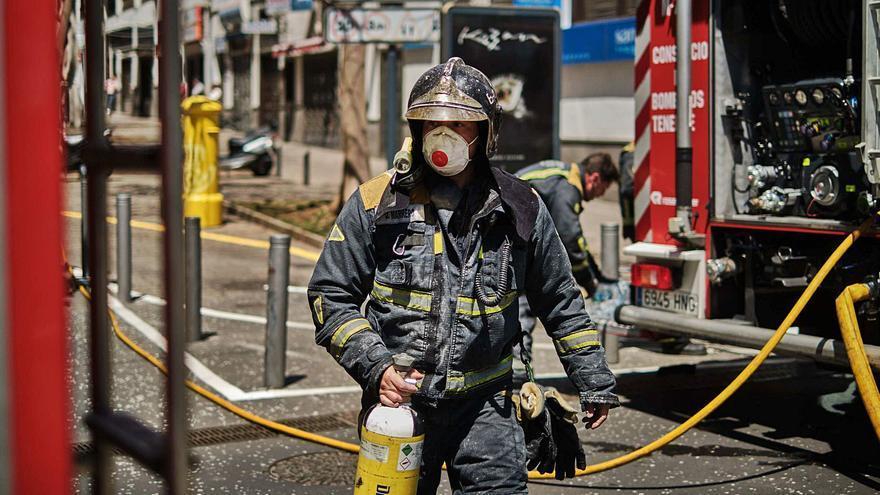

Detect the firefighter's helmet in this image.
[405,57,502,159]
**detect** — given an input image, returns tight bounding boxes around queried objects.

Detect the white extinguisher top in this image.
[363,353,424,438]
[364,405,421,438]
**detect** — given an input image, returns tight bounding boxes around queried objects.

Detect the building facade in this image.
[93,0,636,160]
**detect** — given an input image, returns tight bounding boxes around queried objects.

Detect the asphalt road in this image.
[64,171,879,494]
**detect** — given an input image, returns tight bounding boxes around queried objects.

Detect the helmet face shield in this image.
[405,57,501,159]
[405,105,487,123]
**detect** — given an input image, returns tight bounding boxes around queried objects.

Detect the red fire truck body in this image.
[621,0,880,369]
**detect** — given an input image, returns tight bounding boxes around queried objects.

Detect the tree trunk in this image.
[334,44,371,213]
[58,0,74,127]
[57,0,73,65]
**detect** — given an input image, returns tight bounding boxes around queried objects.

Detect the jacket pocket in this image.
[374,223,435,294]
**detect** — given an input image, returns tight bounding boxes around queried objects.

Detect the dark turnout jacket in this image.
[307,166,618,409]
[516,160,605,293]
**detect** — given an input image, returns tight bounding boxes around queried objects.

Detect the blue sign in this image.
[513,0,561,8]
[291,0,312,11]
[562,17,635,64]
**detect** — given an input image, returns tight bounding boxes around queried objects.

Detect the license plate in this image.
[636,288,699,317]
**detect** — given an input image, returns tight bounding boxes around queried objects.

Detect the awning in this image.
[271,36,332,58]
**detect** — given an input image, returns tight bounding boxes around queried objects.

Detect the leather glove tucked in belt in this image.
[511,383,587,479]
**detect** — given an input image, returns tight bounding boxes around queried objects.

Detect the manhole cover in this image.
[268,451,357,486]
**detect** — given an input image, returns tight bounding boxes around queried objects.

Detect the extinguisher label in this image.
[397,440,423,472]
[360,439,390,463]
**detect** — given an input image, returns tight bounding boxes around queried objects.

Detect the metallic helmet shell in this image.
[405,57,502,159]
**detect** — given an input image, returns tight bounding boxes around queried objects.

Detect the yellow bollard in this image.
[182,95,223,227]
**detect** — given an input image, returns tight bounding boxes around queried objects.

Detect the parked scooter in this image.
[220,128,277,176]
[64,129,112,172]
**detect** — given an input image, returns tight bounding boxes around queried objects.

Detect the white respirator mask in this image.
[421,126,478,177]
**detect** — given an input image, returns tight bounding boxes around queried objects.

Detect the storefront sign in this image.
[265,0,290,15]
[242,19,278,34]
[183,7,204,43]
[291,0,313,11]
[562,17,635,64]
[512,0,561,8]
[324,7,440,43]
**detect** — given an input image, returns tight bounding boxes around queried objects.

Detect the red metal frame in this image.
[709,220,880,238]
[3,0,70,491]
[634,0,711,244]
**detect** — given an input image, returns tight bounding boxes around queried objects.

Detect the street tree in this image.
[334,44,371,213]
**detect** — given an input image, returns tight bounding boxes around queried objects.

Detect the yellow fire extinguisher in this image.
[354,354,424,494]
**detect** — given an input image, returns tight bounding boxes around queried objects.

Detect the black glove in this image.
[587,252,618,285]
[580,273,599,298]
[513,384,587,479]
[544,388,587,479]
[522,406,556,474]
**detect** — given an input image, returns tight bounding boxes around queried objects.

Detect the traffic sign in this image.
[324,7,440,44]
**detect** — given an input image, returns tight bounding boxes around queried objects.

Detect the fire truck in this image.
[617,0,880,369]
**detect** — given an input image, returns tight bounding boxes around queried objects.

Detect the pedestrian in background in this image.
[104,75,119,116]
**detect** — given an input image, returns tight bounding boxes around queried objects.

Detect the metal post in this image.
[674,0,694,221]
[116,194,132,302]
[158,0,188,491]
[602,323,620,364]
[303,151,310,185]
[600,222,620,280]
[265,234,290,389]
[80,165,89,278]
[84,0,111,492]
[384,45,400,169]
[600,222,620,363]
[185,217,202,342]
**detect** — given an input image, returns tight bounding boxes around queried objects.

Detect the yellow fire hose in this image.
[68,213,878,480]
[531,213,879,478]
[71,282,358,454]
[834,283,880,444]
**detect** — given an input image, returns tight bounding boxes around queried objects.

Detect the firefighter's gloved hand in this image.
[582,276,599,298]
[512,383,557,474]
[544,388,587,480]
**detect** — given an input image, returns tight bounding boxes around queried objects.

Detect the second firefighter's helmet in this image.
[405,57,502,159]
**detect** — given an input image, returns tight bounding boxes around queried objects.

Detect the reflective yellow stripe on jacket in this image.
[372,281,518,317]
[518,163,583,196]
[456,291,519,317]
[371,281,434,312]
[446,355,513,394]
[554,328,601,354]
[330,318,373,357]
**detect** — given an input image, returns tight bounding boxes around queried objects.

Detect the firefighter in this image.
[513,155,620,383]
[308,58,618,493]
[516,154,621,296]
